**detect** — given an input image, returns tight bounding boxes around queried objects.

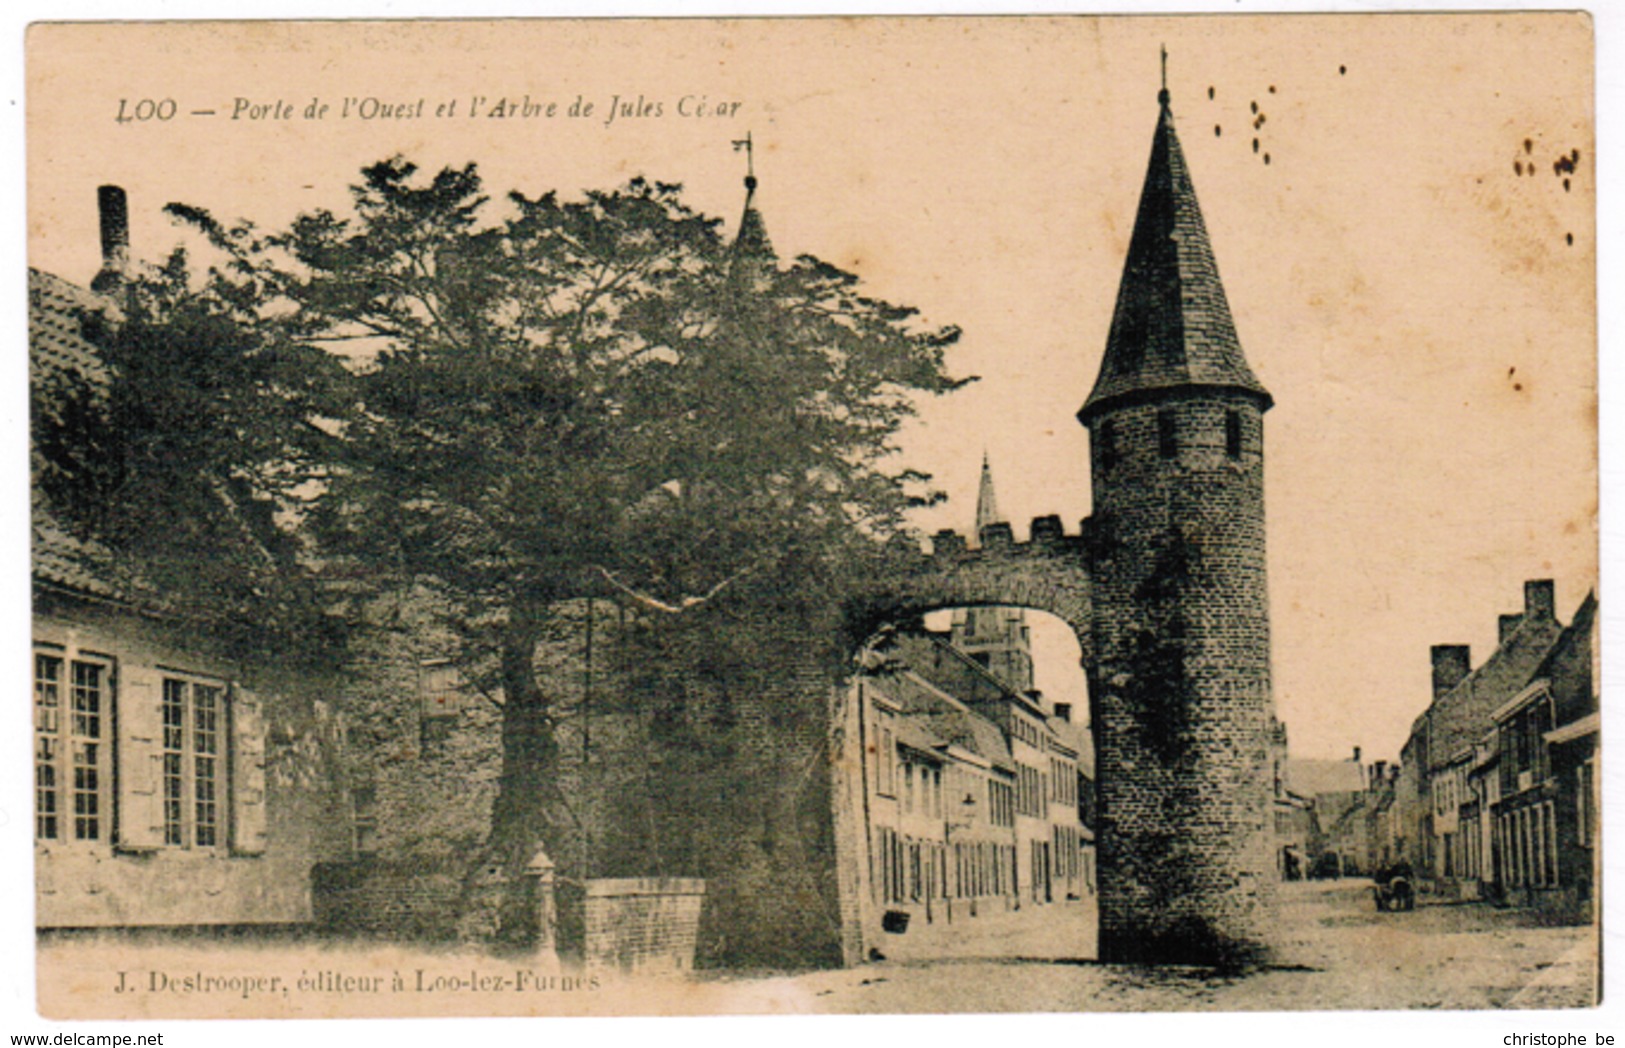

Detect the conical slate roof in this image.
[1078,91,1271,424]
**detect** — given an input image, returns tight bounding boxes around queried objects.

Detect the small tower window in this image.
[1157,410,1177,459]
[1226,410,1243,459]
[1098,419,1118,470]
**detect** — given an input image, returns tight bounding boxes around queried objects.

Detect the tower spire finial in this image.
[732,131,756,193]
[1159,44,1170,107]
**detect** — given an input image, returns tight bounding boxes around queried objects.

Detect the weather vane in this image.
[732,131,756,190]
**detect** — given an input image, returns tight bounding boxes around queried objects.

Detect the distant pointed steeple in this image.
[1078,60,1271,425]
[974,452,1002,533]
[730,132,775,268]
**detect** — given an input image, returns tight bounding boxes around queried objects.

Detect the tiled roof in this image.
[32,504,122,599]
[1427,613,1565,772]
[31,267,124,602]
[1283,758,1365,799]
[871,668,1015,773]
[29,268,111,384]
[1080,95,1271,422]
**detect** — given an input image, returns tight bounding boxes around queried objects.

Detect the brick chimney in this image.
[1498,614,1523,646]
[90,185,129,294]
[1054,702,1073,723]
[1352,746,1362,764]
[1524,579,1556,621]
[1431,644,1471,700]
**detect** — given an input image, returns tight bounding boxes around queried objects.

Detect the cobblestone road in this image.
[702,879,1598,1013]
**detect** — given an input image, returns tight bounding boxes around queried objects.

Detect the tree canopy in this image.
[36,157,967,939]
[32,244,347,657]
[196,158,967,641]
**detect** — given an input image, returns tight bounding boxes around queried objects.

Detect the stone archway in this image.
[829,515,1097,965]
[826,509,1277,970]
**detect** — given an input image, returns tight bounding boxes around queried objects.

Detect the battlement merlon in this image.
[926,514,1088,559]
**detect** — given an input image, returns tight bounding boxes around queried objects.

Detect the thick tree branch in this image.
[592,563,756,614]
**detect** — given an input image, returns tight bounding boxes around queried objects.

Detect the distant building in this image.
[1282,750,1367,877]
[1390,580,1596,919]
[947,456,1035,695]
[1490,593,1597,919]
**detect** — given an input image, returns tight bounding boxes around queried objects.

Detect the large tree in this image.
[32,244,347,660]
[63,158,965,940]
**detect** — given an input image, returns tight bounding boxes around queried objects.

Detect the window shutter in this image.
[229,684,268,856]
[114,667,163,852]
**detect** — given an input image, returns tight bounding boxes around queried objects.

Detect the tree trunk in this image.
[456,599,576,947]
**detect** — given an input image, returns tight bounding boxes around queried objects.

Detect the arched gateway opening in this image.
[828,507,1275,969]
[846,596,1099,963]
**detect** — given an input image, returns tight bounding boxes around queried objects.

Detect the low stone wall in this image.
[557,877,705,974]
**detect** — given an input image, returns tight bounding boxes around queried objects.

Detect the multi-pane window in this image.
[35,650,110,843]
[161,675,226,849]
[35,654,62,840]
[878,724,895,796]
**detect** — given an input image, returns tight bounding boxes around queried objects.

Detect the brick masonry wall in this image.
[1086,392,1277,966]
[557,878,705,973]
[320,592,852,970]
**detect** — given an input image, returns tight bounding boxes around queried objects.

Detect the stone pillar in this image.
[525,848,558,957]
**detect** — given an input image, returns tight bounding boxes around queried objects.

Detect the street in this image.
[35,880,1597,1017]
[700,880,1598,1013]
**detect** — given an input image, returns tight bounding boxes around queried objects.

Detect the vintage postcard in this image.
[24,12,1598,1021]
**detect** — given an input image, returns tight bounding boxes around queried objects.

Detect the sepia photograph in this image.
[19,8,1602,1027]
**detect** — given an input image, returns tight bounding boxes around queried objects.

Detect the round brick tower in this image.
[1079,78,1277,967]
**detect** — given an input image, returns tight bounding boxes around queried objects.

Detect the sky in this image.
[25,13,1596,763]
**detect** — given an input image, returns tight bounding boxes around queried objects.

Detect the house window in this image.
[34,650,111,842]
[1577,761,1596,847]
[161,675,226,848]
[1543,801,1558,886]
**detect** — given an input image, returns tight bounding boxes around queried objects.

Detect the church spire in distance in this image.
[974,451,1003,534]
